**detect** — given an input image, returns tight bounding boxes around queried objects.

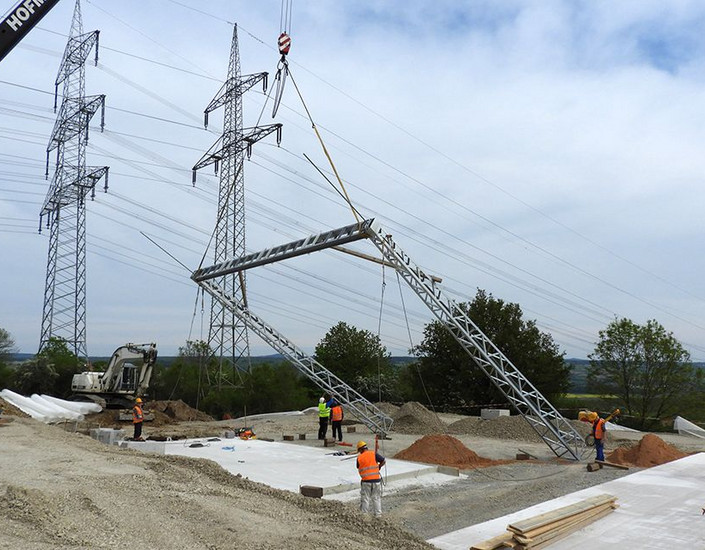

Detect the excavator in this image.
[70,343,157,408]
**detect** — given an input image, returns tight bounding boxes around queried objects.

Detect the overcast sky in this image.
[1,0,705,362]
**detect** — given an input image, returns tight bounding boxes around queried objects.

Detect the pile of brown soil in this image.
[84,400,213,428]
[607,433,688,467]
[151,400,213,422]
[394,434,505,470]
[390,402,446,435]
[0,398,30,418]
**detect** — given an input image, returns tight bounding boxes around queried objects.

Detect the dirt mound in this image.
[607,433,688,468]
[0,397,30,417]
[152,400,213,422]
[83,400,212,429]
[447,415,544,442]
[394,434,504,470]
[390,401,445,434]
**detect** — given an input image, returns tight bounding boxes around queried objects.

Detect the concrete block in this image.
[587,462,601,472]
[282,435,294,441]
[437,465,460,476]
[300,485,323,498]
[298,433,306,440]
[516,453,531,460]
[89,428,125,445]
[480,409,510,420]
[346,426,356,433]
[324,438,337,447]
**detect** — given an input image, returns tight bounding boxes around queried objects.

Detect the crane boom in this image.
[0,0,60,63]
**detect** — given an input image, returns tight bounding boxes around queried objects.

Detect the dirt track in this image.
[2,401,704,548]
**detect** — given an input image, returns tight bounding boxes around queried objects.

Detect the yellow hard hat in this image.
[356,440,367,451]
[587,411,597,422]
[135,398,143,404]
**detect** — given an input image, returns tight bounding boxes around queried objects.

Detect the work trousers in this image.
[133,421,143,440]
[360,481,382,518]
[318,417,329,440]
[332,420,343,441]
[595,438,605,461]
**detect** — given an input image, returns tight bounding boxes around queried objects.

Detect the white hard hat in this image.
[319,397,325,403]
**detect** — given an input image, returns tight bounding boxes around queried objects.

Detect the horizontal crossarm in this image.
[193,219,375,282]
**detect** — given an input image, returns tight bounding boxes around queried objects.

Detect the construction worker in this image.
[588,411,606,461]
[330,400,344,442]
[317,397,330,440]
[356,440,385,518]
[132,397,144,441]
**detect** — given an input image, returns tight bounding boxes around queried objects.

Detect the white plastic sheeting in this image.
[673,415,705,439]
[605,421,639,432]
[0,389,101,422]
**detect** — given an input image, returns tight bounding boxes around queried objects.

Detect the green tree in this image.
[0,328,17,363]
[0,328,17,389]
[588,318,693,428]
[36,337,82,397]
[314,321,394,400]
[150,340,217,409]
[411,289,570,412]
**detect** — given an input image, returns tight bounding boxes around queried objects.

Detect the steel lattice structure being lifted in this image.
[39,0,108,360]
[192,24,281,384]
[192,219,591,460]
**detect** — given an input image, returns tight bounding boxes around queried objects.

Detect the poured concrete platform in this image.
[429,452,705,550]
[125,436,459,495]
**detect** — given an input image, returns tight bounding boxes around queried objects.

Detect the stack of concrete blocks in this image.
[90,427,125,445]
[480,409,510,419]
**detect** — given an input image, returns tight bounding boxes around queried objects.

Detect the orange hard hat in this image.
[135,397,143,404]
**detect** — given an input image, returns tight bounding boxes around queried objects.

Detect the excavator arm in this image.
[1,0,61,63]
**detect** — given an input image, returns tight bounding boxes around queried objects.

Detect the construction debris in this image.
[471,494,618,549]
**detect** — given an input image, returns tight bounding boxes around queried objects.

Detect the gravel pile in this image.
[389,401,446,435]
[447,415,544,442]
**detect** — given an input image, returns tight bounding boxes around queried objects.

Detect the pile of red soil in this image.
[394,434,506,470]
[607,433,688,468]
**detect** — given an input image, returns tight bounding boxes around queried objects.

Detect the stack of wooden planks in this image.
[470,494,618,549]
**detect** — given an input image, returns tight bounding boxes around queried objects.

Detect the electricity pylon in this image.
[192,24,281,384]
[39,0,108,360]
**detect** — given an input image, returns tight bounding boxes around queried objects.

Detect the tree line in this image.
[1,289,703,428]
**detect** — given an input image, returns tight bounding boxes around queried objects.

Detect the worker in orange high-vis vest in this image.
[132,397,144,441]
[588,411,606,461]
[330,400,344,442]
[356,440,385,518]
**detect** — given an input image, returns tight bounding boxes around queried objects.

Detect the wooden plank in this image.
[521,504,615,546]
[523,506,614,549]
[470,531,513,550]
[507,494,616,534]
[596,460,630,470]
[516,502,615,539]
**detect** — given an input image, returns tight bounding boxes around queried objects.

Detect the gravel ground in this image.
[2,402,704,549]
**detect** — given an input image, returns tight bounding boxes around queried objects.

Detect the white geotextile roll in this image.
[31,395,84,421]
[1,389,56,422]
[41,394,101,414]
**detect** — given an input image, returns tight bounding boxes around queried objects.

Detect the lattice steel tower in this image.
[192,24,281,382]
[39,0,108,360]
